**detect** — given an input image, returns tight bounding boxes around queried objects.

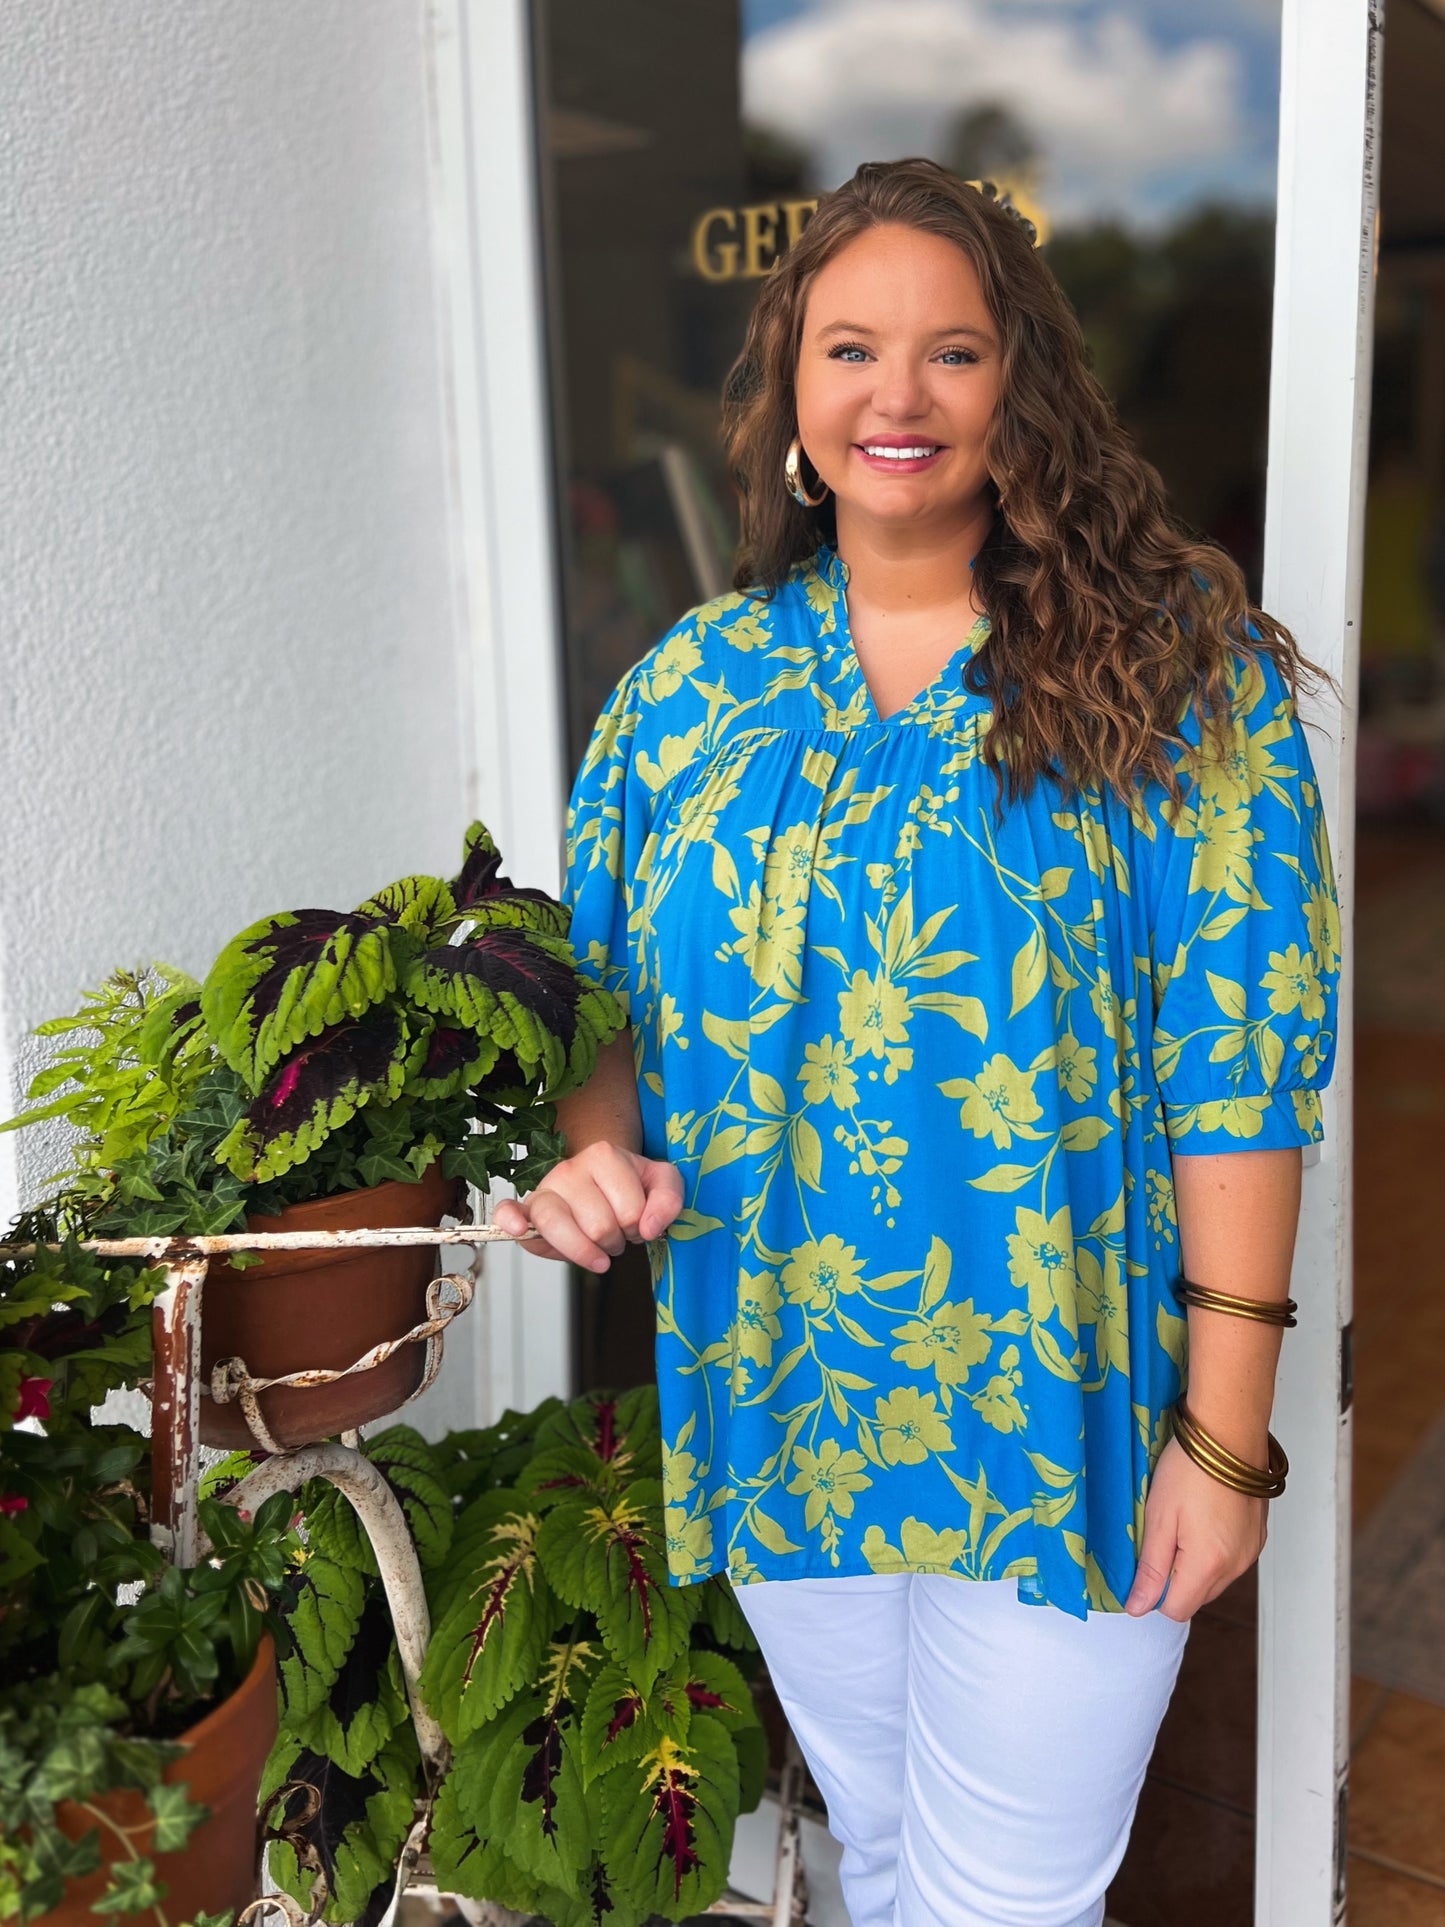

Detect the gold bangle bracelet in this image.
[1170,1399,1289,1499]
[1173,1278,1298,1328]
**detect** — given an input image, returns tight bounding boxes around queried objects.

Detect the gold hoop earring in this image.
[785,436,829,508]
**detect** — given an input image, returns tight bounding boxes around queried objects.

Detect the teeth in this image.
[863,445,939,460]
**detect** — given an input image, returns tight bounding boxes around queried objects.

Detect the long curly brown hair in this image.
[721,158,1313,800]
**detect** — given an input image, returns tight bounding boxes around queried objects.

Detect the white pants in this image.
[735,1574,1188,1927]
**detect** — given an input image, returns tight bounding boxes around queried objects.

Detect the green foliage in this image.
[200,820,624,1186]
[268,1390,764,1927]
[0,1471,298,1925]
[2,822,621,1252]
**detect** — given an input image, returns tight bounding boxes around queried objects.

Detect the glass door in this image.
[521,3,1373,1916]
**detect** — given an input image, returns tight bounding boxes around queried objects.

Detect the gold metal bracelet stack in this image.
[1173,1276,1298,1328]
[1170,1399,1289,1498]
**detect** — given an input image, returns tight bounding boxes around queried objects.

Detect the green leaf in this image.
[146,1780,207,1854]
[276,1556,368,1724]
[536,1483,694,1689]
[201,909,396,1090]
[427,1763,543,1908]
[599,1713,739,1920]
[421,1497,557,1741]
[363,1426,453,1573]
[96,1854,167,1918]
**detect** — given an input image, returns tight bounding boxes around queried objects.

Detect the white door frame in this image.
[425,0,573,1423]
[1258,0,1381,1919]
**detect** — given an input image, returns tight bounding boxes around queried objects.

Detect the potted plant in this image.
[0,1227,298,1925]
[257,1387,767,1927]
[1,823,625,1449]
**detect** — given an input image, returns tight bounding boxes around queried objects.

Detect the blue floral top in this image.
[561,544,1339,1617]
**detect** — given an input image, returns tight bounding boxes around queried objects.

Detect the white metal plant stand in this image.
[14,1220,810,1927]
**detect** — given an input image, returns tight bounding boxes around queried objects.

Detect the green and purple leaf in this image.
[536,1480,693,1690]
[403,926,622,1096]
[202,909,396,1089]
[215,1007,412,1182]
[451,821,571,939]
[420,1495,560,1741]
[599,1716,739,1920]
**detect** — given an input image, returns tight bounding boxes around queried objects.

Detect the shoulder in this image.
[623,558,832,710]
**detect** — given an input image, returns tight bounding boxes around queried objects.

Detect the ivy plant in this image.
[259,1390,766,1927]
[0,1396,298,1924]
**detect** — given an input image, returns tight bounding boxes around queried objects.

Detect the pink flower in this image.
[0,1494,28,1516]
[16,1377,52,1423]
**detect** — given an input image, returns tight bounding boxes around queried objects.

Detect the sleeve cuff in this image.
[1164,1089,1323,1152]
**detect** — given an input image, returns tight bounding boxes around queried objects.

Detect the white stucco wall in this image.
[0,1,470,1217]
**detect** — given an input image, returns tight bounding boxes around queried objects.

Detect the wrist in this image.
[1177,1385,1272,1466]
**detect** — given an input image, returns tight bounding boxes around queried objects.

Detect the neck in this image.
[833,497,995,616]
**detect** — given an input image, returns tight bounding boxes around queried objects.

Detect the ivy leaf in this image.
[146,1780,207,1853]
[201,910,396,1090]
[420,1497,558,1741]
[95,1854,167,1918]
[215,1008,413,1183]
[536,1482,694,1690]
[599,1716,739,1920]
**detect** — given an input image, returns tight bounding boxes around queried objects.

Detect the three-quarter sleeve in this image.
[560,662,645,1019]
[1145,653,1340,1152]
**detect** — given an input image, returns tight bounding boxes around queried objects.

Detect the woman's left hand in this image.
[1123,1438,1269,1621]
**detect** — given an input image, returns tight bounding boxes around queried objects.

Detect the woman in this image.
[493,159,1338,1927]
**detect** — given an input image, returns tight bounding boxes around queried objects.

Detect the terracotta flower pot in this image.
[199,1165,463,1451]
[44,1634,278,1926]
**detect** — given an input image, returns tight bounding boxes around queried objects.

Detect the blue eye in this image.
[828,342,870,362]
[937,348,979,366]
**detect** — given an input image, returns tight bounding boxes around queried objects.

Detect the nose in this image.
[868,351,931,422]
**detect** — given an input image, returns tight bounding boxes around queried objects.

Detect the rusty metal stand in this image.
[14,1221,810,1926]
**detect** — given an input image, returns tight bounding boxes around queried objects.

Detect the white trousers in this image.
[735,1574,1188,1927]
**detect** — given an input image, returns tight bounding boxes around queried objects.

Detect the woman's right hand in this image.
[489,1142,685,1271]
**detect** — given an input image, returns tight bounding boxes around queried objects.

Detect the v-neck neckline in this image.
[811,543,991,727]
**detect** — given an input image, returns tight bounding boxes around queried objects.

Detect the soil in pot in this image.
[199,1164,463,1450]
[44,1634,278,1926]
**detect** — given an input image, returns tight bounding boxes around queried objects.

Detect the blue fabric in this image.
[561,545,1339,1617]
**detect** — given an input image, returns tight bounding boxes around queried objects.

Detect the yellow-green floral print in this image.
[562,544,1338,1618]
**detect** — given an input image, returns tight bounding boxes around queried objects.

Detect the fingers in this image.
[1125,1506,1179,1618]
[636,1158,685,1240]
[1128,1442,1271,1622]
[489,1147,685,1272]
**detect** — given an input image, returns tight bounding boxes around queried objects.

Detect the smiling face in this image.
[794,223,1002,544]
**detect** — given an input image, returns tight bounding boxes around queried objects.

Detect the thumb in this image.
[1126,1504,1179,1617]
[634,1157,685,1240]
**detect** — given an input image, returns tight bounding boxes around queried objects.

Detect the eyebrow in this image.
[814,320,994,342]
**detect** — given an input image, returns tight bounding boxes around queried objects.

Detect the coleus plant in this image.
[201,820,625,1190]
[1,820,624,1237]
[258,1391,766,1927]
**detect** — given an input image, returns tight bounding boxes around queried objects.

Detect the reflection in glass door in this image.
[533,7,1284,1918]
